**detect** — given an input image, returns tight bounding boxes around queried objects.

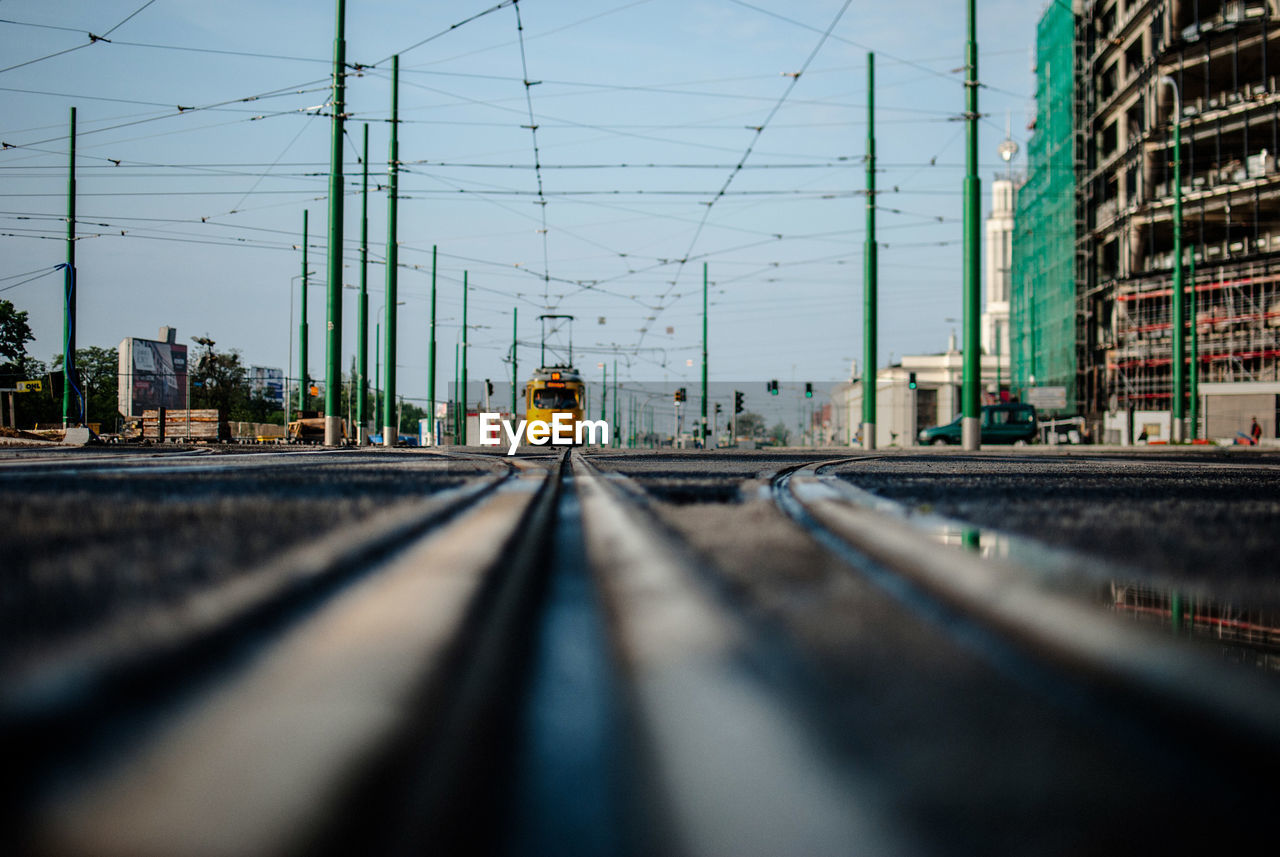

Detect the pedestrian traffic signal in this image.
[805,382,813,398]
[908,372,917,390]
[734,390,745,414]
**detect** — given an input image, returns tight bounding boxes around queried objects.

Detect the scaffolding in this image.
[1085,0,1280,414]
[1111,257,1280,405]
[1011,1,1079,416]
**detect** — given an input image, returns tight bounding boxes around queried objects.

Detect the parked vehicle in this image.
[919,404,1038,445]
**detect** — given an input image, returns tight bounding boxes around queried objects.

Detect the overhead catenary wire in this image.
[510,0,553,307]
[0,0,157,76]
[638,0,854,346]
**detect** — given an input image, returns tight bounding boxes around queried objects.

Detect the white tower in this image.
[982,128,1018,369]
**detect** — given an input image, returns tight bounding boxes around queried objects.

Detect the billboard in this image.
[118,338,188,417]
[248,366,285,406]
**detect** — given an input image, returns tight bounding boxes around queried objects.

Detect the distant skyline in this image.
[2,0,1045,408]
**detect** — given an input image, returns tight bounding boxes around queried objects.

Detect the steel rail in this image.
[571,451,919,857]
[9,458,544,857]
[772,459,1280,775]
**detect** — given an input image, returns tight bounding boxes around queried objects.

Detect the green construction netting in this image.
[1010,2,1077,415]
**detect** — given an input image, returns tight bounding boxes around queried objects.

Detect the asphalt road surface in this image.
[2,443,1278,857]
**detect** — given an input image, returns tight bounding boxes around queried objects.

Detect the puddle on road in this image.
[925,519,1280,674]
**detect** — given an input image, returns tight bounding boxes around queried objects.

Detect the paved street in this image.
[3,444,1279,856]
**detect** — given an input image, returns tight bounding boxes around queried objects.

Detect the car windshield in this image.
[533,387,578,409]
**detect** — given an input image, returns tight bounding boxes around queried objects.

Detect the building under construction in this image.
[1013,0,1280,440]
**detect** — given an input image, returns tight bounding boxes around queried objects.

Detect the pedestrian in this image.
[1251,416,1262,444]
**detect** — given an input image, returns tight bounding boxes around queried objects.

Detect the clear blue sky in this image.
[1,0,1046,405]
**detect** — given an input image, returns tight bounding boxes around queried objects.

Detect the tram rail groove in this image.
[775,460,1280,770]
[3,463,522,841]
[571,452,918,857]
[324,450,570,856]
[18,459,552,857]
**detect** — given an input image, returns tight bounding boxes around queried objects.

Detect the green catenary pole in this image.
[1171,103,1186,441]
[299,209,309,413]
[324,0,346,446]
[1189,251,1199,439]
[613,358,619,446]
[961,0,982,450]
[468,272,473,447]
[511,307,518,417]
[702,262,709,441]
[428,244,438,440]
[863,53,878,449]
[601,363,607,423]
[454,343,460,442]
[63,107,77,426]
[357,122,369,444]
[382,55,400,446]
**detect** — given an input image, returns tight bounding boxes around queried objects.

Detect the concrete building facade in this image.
[1014,0,1280,442]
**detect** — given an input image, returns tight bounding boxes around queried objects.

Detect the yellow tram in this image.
[525,366,585,436]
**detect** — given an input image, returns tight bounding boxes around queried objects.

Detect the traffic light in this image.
[715,402,722,415]
[674,387,686,403]
[908,372,917,390]
[486,379,494,396]
[768,379,779,395]
[734,390,744,414]
[804,382,813,398]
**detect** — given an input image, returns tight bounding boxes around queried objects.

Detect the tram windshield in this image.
[533,387,579,409]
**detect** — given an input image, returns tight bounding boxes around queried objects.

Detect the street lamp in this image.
[1160,75,1186,442]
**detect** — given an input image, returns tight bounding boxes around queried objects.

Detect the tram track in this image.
[584,450,1280,851]
[772,460,1280,767]
[7,451,538,857]
[8,447,1280,855]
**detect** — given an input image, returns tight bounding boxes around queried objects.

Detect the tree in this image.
[768,421,791,446]
[189,336,249,417]
[733,411,765,438]
[0,300,35,372]
[54,346,122,429]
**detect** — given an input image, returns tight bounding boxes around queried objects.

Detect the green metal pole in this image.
[601,363,607,423]
[1171,106,1186,441]
[382,55,399,446]
[468,272,473,447]
[454,343,460,442]
[324,0,346,446]
[863,52,877,449]
[357,122,369,444]
[63,106,77,426]
[613,358,619,446]
[511,307,518,417]
[961,0,982,450]
[702,262,709,440]
[374,323,380,432]
[299,209,309,414]
[1189,251,1199,439]
[427,245,438,439]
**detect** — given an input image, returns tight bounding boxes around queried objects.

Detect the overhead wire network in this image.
[0,0,1037,394]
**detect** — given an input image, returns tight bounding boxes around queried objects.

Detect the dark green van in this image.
[918,404,1038,446]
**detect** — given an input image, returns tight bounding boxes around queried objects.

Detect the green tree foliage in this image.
[0,299,35,372]
[768,421,791,446]
[54,346,122,430]
[189,336,248,418]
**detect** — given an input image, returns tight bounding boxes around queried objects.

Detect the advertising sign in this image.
[118,338,188,417]
[249,366,285,406]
